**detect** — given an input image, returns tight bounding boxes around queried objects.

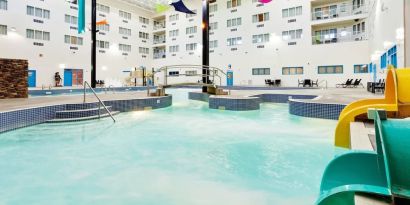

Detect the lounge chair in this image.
[336,79,353,88]
[275,79,281,87]
[312,79,319,87]
[351,79,362,88]
[316,109,410,205]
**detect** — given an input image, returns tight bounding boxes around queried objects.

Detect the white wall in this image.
[152,0,372,87]
[0,0,407,88]
[0,0,153,87]
[367,0,405,79]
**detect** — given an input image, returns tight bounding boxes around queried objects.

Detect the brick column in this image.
[0,58,29,99]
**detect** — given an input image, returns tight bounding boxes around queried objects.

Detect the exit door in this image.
[28,70,36,87]
[64,69,83,86]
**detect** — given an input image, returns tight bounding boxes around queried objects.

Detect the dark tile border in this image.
[188,92,210,102]
[289,99,346,120]
[188,92,345,119]
[0,95,172,134]
[209,96,262,111]
[252,94,317,103]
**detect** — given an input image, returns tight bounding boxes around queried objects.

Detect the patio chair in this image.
[265,79,274,86]
[298,79,304,87]
[336,79,353,88]
[303,79,312,87]
[275,79,281,87]
[312,79,319,87]
[316,109,410,205]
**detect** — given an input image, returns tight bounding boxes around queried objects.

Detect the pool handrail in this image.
[83,81,116,123]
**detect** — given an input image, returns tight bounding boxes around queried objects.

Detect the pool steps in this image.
[55,106,114,119]
[47,111,120,123]
[47,104,120,123]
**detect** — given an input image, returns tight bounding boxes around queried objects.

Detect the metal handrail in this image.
[318,80,328,89]
[104,85,116,94]
[83,81,116,122]
[153,64,227,87]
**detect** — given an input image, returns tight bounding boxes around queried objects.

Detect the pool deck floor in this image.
[227,87,381,104]
[0,87,382,112]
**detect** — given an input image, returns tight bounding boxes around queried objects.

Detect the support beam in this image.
[405,0,410,67]
[91,0,97,88]
[202,0,210,92]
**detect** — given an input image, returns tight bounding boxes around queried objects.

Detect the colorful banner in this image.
[78,0,86,34]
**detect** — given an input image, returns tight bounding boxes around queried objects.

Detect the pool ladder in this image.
[83,81,116,122]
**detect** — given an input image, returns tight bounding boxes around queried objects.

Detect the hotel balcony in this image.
[153,22,166,31]
[153,46,166,59]
[311,1,368,25]
[153,15,166,31]
[153,34,166,45]
[312,29,367,45]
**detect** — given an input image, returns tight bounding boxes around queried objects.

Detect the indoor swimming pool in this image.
[0,90,343,205]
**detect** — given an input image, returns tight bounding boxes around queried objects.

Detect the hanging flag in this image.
[78,0,86,34]
[171,0,196,14]
[96,19,108,25]
[259,0,272,3]
[155,4,171,13]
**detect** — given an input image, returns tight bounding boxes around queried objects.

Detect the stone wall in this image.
[0,58,28,99]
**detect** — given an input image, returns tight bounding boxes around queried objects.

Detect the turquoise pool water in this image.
[0,89,341,205]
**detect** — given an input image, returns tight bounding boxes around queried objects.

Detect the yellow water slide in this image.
[334,68,410,148]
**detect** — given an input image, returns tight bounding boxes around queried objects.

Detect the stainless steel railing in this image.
[83,81,116,122]
[318,80,328,89]
[104,85,116,94]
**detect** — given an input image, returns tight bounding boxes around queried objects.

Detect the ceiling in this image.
[118,0,170,12]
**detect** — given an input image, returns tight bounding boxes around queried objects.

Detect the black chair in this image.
[312,79,319,87]
[374,79,385,93]
[352,79,362,88]
[336,79,353,88]
[275,79,281,87]
[298,79,304,87]
[265,79,273,86]
[303,79,312,87]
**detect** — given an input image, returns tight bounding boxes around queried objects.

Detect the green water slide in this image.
[316,110,410,205]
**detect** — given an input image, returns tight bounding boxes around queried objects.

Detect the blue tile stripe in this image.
[0,95,172,134]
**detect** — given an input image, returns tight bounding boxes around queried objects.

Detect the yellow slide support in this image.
[334,68,410,148]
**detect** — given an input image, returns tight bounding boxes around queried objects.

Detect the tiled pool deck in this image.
[0,91,155,112]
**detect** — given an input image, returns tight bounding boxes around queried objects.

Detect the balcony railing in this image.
[311,4,367,21]
[153,23,166,30]
[153,37,166,44]
[312,31,367,45]
[153,52,166,59]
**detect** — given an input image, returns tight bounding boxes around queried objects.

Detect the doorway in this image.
[64,69,83,86]
[28,70,36,87]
